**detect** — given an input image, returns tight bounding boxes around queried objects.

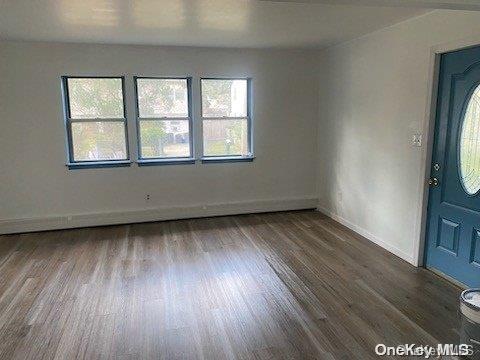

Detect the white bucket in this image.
[460,289,480,359]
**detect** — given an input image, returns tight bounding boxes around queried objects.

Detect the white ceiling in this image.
[0,0,430,49]
[263,0,480,11]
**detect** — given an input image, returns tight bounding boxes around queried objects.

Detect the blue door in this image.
[425,46,480,287]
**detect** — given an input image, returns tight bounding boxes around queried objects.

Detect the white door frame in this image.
[415,34,480,266]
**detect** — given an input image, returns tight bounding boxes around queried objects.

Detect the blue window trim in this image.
[201,156,255,164]
[137,158,196,166]
[199,77,254,160]
[61,76,131,169]
[67,160,132,170]
[133,76,195,165]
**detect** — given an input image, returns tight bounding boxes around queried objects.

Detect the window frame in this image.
[61,76,131,169]
[134,76,195,166]
[200,77,254,163]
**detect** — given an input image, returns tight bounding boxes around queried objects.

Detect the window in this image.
[459,84,480,195]
[62,77,129,167]
[201,78,253,160]
[135,77,193,163]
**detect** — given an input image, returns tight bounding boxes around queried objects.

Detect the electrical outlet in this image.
[145,194,150,202]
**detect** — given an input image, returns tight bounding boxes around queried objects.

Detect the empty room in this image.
[1,0,480,359]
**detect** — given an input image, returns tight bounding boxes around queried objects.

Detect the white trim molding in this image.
[0,197,317,235]
[317,206,416,266]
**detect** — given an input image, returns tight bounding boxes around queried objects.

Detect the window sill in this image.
[201,156,255,164]
[137,158,196,166]
[66,160,132,170]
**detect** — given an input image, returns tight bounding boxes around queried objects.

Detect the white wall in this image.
[0,41,319,233]
[317,10,480,265]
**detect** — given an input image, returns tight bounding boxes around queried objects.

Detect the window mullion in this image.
[69,118,126,123]
[139,117,189,121]
[201,117,248,121]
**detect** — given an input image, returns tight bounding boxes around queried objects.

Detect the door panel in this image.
[436,217,460,255]
[425,46,480,287]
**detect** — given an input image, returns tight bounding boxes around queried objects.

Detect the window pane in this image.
[71,122,127,161]
[201,79,247,117]
[137,78,188,118]
[140,120,190,158]
[460,84,480,195]
[203,119,248,156]
[67,78,124,119]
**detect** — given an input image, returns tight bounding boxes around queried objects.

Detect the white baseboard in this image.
[316,205,416,266]
[0,197,318,235]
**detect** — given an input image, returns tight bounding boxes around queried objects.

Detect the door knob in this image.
[428,178,439,186]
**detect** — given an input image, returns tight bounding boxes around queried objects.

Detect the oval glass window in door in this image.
[459,84,480,195]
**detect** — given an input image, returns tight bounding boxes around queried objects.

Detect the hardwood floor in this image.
[0,211,461,359]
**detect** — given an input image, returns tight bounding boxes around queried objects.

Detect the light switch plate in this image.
[412,133,422,147]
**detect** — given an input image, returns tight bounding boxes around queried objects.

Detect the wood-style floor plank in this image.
[0,211,461,359]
